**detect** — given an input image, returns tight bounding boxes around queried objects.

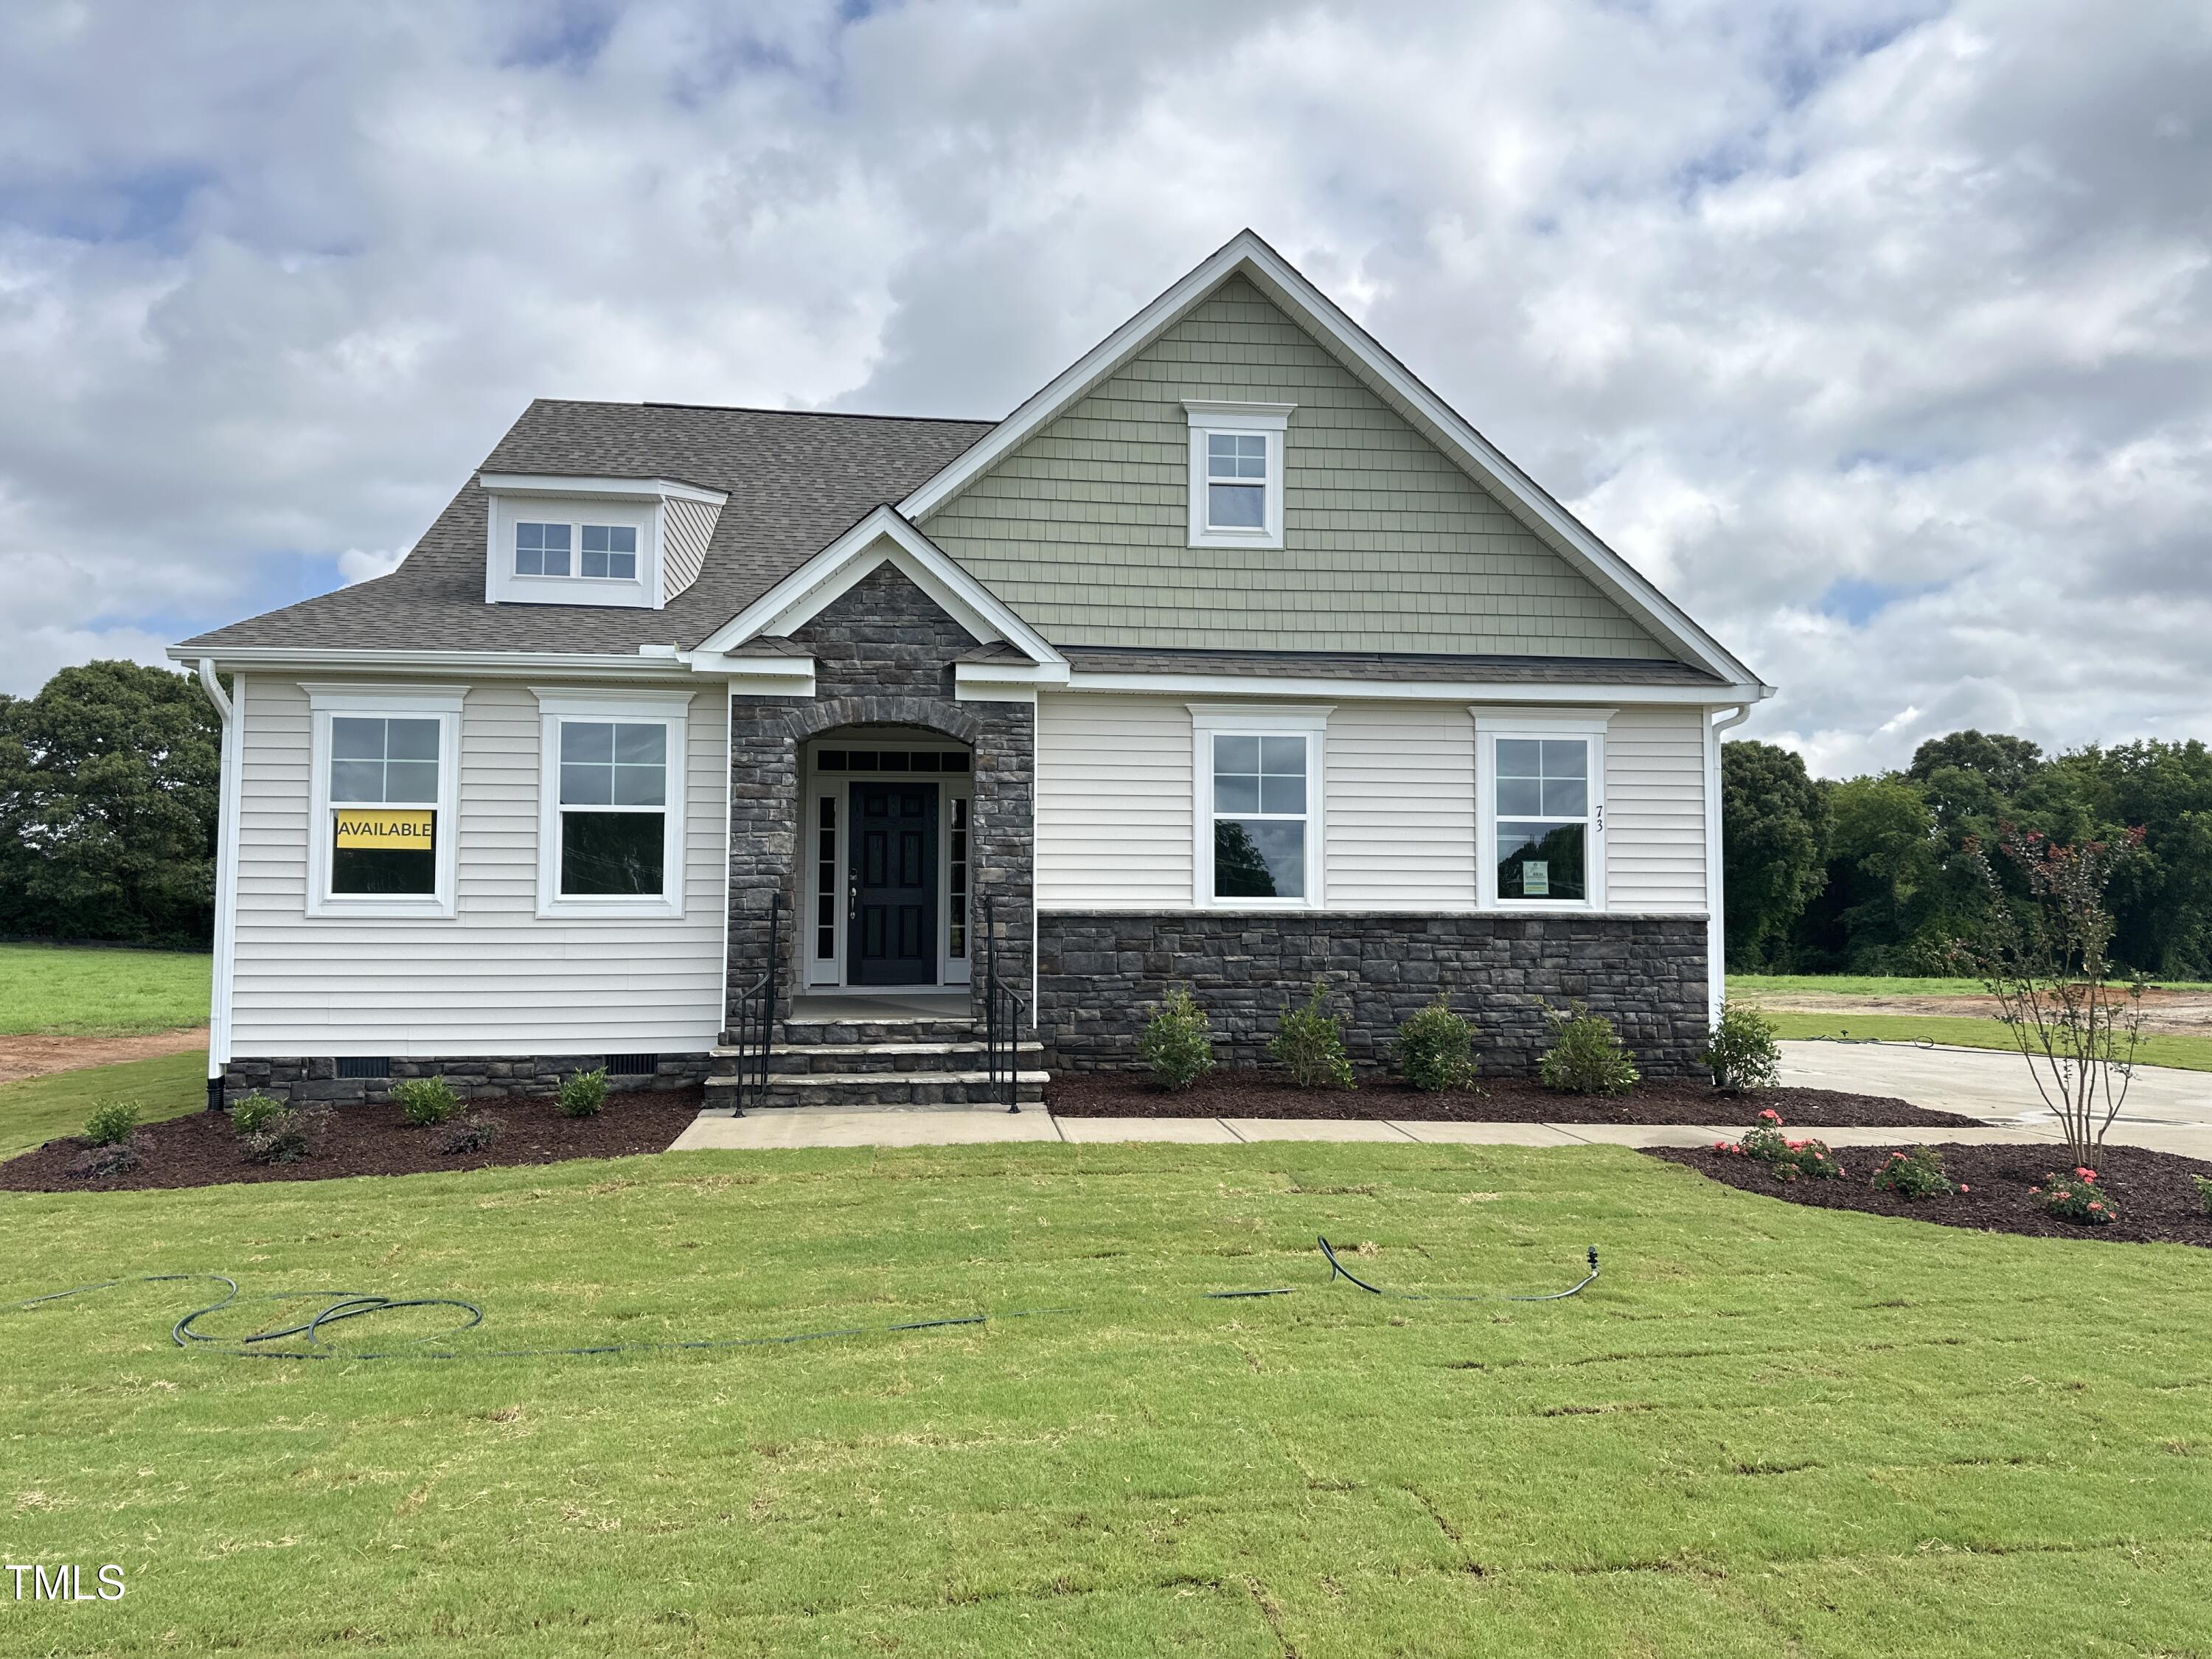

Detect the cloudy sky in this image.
[4,0,2207,774]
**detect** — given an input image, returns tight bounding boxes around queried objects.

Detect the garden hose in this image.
[4,1240,1601,1364]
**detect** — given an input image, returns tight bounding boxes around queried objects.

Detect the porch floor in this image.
[787,990,973,1022]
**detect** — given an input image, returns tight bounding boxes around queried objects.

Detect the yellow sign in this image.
[335,809,435,849]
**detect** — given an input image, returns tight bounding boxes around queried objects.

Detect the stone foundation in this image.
[217,1052,709,1108]
[1035,912,1711,1077]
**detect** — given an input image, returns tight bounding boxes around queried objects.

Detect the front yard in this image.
[4,1141,2210,1655]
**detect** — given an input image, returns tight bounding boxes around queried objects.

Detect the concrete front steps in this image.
[703,1013,1046,1113]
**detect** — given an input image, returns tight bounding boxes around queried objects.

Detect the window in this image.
[1185,400,1292,549]
[515,521,571,577]
[581,524,637,580]
[1477,714,1607,911]
[947,796,969,957]
[815,796,838,960]
[305,686,462,918]
[533,689,691,917]
[1191,705,1327,906]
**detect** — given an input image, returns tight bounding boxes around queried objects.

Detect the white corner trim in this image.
[198,664,243,1078]
[533,692,691,920]
[305,696,463,921]
[692,506,1065,666]
[478,473,729,507]
[1183,399,1294,430]
[1189,703,1329,911]
[1705,703,1752,1027]
[895,228,1770,693]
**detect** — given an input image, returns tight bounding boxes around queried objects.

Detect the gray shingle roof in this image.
[178,401,996,655]
[1057,646,1725,686]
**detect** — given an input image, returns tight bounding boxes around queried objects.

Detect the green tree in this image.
[1719,740,1829,968]
[0,661,220,945]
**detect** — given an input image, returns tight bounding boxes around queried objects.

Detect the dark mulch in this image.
[1644,1141,2212,1249]
[0,1089,703,1194]
[1045,1068,1971,1127]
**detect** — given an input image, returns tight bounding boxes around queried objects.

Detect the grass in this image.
[0,1048,208,1157]
[0,942,211,1036]
[3,1142,2211,1654]
[1761,1010,2212,1074]
[1731,973,2212,999]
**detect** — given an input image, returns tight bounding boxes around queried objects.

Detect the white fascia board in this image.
[897,228,1771,695]
[478,473,729,507]
[692,506,1065,666]
[165,644,699,682]
[1061,667,1767,706]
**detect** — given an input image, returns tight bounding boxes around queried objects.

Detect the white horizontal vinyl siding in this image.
[229,678,725,1056]
[1035,692,1193,906]
[1324,703,1477,907]
[1604,706,1708,913]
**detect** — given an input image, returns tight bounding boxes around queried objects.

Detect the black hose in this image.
[1318,1236,1600,1302]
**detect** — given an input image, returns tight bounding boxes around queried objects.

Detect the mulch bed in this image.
[1644,1141,2212,1249]
[1045,1068,1971,1127]
[0,1089,703,1194]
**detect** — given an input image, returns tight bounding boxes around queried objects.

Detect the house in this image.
[170,230,1772,1113]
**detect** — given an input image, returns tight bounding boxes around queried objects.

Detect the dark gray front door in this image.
[849,781,939,985]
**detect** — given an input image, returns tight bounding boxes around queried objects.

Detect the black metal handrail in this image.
[981,894,1028,1114]
[727,897,781,1116]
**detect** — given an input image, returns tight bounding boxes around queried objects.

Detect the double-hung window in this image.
[1191,705,1327,905]
[1477,713,1607,910]
[305,685,462,918]
[534,689,692,917]
[1185,400,1292,549]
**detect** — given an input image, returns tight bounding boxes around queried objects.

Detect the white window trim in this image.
[1473,707,1612,914]
[1185,400,1293,550]
[1190,703,1330,909]
[484,492,667,611]
[532,687,693,919]
[511,517,647,586]
[304,684,465,920]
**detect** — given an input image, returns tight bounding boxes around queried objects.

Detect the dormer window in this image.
[479,473,728,611]
[1184,400,1292,549]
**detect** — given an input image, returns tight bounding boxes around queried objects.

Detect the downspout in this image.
[197,659,242,1112]
[1704,703,1752,1028]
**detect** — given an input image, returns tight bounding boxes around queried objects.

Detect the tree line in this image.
[1723,730,2212,978]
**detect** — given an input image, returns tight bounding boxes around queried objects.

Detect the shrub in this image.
[82,1101,141,1147]
[2033,1166,2119,1225]
[558,1067,609,1118]
[394,1076,459,1127]
[1714,1107,1845,1183]
[1870,1144,1954,1201]
[1136,987,1215,1092]
[228,1092,283,1136]
[2195,1175,2212,1219]
[240,1105,328,1165]
[1702,1001,1781,1093]
[1538,1002,1640,1096]
[69,1137,142,1180]
[1393,998,1480,1093]
[1269,980,1354,1090]
[434,1113,504,1155]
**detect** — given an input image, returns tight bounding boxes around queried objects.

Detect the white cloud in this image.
[337,547,404,585]
[0,0,2207,773]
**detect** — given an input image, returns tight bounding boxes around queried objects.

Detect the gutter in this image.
[1703,703,1754,1029]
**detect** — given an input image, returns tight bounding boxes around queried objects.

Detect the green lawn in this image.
[1730,973,2212,998]
[0,1047,209,1157]
[0,942,211,1036]
[1761,1009,2212,1074]
[3,1143,2209,1654]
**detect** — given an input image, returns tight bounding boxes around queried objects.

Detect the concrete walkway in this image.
[666,1040,2212,1156]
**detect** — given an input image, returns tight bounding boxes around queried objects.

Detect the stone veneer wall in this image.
[725,563,1036,1029]
[1035,912,1711,1077]
[218,1053,709,1107]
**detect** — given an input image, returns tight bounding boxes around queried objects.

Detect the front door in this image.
[849,781,939,985]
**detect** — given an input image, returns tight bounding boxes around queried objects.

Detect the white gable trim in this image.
[897,229,1769,695]
[692,506,1065,665]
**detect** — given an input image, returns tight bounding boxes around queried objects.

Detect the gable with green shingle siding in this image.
[917,275,1671,658]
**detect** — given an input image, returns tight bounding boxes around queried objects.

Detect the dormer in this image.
[479,473,728,610]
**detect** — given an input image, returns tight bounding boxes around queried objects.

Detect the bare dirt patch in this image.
[0,1087,700,1192]
[1743,985,2212,1036]
[0,1026,209,1085]
[1046,1068,1972,1127]
[1644,1141,2212,1249]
